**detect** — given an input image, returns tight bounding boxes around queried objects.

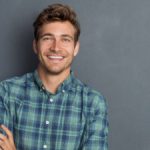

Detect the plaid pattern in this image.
[0,70,108,150]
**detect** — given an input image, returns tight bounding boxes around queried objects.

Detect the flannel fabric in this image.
[0,70,108,150]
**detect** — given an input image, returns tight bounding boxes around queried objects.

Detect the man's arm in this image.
[81,94,108,150]
[0,82,16,150]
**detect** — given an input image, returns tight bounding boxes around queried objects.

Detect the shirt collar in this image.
[33,70,44,90]
[33,70,75,94]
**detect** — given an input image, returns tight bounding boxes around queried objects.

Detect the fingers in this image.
[0,141,7,150]
[0,125,14,144]
[0,133,7,142]
[0,125,16,150]
[0,133,9,150]
[0,125,13,139]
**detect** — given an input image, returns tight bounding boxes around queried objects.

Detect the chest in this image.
[13,94,86,150]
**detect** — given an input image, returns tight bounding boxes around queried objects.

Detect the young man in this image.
[0,3,108,150]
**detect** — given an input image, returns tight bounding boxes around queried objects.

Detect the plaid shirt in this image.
[0,70,108,150]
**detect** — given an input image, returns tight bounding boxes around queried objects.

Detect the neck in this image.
[37,67,70,94]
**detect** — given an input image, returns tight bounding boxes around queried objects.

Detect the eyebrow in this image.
[39,33,53,39]
[39,33,74,40]
[61,34,74,40]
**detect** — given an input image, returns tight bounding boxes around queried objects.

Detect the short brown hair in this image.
[33,3,80,42]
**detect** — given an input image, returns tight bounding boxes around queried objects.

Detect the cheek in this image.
[36,45,47,54]
[66,46,76,55]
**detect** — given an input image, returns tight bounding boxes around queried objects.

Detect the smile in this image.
[47,55,64,61]
[48,56,63,59]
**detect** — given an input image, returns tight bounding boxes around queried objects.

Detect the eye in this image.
[43,37,50,40]
[41,36,54,41]
[62,38,72,43]
[43,37,48,41]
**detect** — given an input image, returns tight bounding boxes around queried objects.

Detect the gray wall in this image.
[0,0,150,150]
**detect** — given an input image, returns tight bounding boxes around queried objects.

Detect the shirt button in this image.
[43,145,47,149]
[49,98,53,102]
[46,120,49,125]
[62,89,65,93]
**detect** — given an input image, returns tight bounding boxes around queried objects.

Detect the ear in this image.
[74,41,80,56]
[33,39,38,54]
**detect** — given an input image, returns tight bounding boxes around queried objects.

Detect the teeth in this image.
[48,56,63,59]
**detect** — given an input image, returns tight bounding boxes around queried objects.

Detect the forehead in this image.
[38,21,76,37]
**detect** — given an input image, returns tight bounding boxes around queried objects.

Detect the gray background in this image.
[0,0,150,150]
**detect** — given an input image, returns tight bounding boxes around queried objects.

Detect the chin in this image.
[46,67,69,75]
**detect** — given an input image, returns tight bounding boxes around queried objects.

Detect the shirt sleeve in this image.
[0,82,7,124]
[0,82,13,133]
[81,94,109,150]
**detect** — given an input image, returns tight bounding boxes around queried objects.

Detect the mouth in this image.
[47,55,64,61]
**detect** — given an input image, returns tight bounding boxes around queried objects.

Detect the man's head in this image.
[33,3,80,43]
[33,4,80,76]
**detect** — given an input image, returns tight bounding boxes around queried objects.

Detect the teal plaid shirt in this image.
[0,70,108,150]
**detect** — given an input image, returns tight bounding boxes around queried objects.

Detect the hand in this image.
[0,125,16,150]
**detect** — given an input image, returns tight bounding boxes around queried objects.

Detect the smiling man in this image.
[0,3,108,150]
[33,20,79,93]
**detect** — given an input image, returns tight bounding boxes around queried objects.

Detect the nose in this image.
[50,39,60,52]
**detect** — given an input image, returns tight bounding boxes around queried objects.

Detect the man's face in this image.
[33,21,79,75]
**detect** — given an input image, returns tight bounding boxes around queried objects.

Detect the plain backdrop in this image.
[1,0,150,150]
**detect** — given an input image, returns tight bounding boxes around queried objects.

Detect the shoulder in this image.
[73,76,104,97]
[0,72,33,85]
[0,72,34,98]
[73,77,108,123]
[73,76,107,110]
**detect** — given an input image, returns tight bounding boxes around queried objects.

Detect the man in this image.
[0,3,108,150]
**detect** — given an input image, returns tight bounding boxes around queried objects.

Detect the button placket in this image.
[43,118,49,148]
